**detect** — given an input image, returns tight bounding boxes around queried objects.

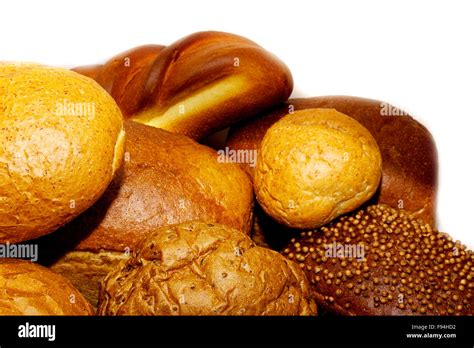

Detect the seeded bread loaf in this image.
[282,205,473,315]
[37,121,254,307]
[227,96,438,226]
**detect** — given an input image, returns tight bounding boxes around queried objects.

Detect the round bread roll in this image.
[0,63,125,243]
[227,96,438,226]
[98,221,317,316]
[0,259,93,315]
[255,108,382,229]
[37,121,254,307]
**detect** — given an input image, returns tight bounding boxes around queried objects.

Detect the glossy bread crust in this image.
[73,32,293,140]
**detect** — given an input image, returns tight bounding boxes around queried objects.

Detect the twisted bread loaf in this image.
[73,31,293,139]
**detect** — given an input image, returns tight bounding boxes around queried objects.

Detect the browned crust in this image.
[0,63,125,244]
[49,250,127,308]
[97,222,317,316]
[37,121,253,253]
[73,32,293,140]
[0,259,94,315]
[36,121,254,303]
[254,108,382,229]
[227,96,438,226]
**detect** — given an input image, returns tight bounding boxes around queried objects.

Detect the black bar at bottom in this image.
[0,316,472,346]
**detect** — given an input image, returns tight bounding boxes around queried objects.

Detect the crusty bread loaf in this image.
[98,221,317,316]
[37,121,254,307]
[0,259,93,315]
[73,31,293,140]
[227,96,438,226]
[0,63,125,244]
[282,205,473,315]
[255,109,382,229]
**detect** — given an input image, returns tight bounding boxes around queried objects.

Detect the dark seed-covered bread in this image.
[282,205,473,315]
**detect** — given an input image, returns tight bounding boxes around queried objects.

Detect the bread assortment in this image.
[255,109,382,229]
[0,63,125,244]
[36,120,253,307]
[98,221,317,315]
[0,31,471,317]
[73,31,293,140]
[0,259,93,315]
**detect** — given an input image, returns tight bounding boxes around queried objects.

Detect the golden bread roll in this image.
[37,121,254,307]
[254,108,382,229]
[73,31,293,140]
[282,205,474,315]
[97,221,317,316]
[227,96,438,226]
[0,259,93,315]
[0,63,125,243]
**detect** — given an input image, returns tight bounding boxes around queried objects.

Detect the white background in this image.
[1,0,473,246]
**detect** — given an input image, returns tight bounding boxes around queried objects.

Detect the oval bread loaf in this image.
[0,63,125,243]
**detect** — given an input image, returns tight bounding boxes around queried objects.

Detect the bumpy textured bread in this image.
[98,221,317,316]
[255,109,382,229]
[227,96,438,226]
[38,121,254,307]
[0,63,125,243]
[282,205,473,315]
[73,31,293,140]
[0,259,93,315]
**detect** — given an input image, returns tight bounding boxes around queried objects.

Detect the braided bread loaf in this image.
[73,31,293,139]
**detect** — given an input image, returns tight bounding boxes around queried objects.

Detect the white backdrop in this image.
[1,0,473,246]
